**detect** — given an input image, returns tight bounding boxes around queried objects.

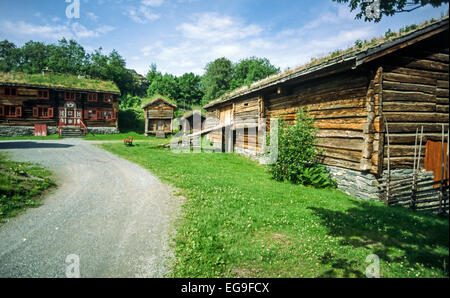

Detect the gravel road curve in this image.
[0,139,183,278]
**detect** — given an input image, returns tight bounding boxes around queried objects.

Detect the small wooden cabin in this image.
[142,97,176,137]
[179,111,206,135]
[203,17,449,202]
[0,72,120,136]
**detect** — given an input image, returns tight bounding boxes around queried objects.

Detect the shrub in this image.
[118,108,144,133]
[268,108,336,188]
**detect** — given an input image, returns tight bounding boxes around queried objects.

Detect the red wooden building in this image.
[0,72,120,137]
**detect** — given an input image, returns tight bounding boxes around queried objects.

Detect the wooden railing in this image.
[79,120,87,136]
[58,119,87,137]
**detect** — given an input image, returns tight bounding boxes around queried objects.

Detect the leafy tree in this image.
[230,57,280,90]
[47,39,88,75]
[128,69,149,97]
[18,41,51,73]
[177,72,204,108]
[201,57,233,104]
[147,73,179,102]
[333,0,448,22]
[0,40,20,72]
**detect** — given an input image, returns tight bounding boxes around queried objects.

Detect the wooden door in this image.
[424,140,449,184]
[157,120,164,131]
[220,105,232,126]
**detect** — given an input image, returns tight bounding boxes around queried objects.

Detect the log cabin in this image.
[203,17,449,201]
[0,72,120,137]
[142,97,176,137]
[179,111,206,135]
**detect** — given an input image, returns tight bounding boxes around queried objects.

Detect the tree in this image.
[47,39,88,75]
[333,0,448,22]
[201,57,233,104]
[0,40,19,72]
[147,73,179,101]
[230,57,280,90]
[18,41,51,73]
[177,72,204,108]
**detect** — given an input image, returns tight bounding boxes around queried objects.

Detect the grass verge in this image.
[0,135,61,141]
[0,153,55,222]
[99,140,449,278]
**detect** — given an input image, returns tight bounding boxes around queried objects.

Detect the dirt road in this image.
[0,139,182,278]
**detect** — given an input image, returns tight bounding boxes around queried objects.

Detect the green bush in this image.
[118,108,144,133]
[268,108,335,188]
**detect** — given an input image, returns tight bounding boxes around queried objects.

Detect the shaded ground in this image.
[0,139,182,278]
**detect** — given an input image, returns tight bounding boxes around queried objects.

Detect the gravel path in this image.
[0,139,183,278]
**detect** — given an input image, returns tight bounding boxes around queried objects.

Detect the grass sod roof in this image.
[0,72,120,94]
[204,16,449,109]
[141,94,178,109]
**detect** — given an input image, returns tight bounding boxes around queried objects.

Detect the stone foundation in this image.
[0,125,58,136]
[0,125,119,136]
[86,127,119,135]
[325,166,381,200]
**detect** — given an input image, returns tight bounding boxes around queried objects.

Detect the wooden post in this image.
[412,126,424,210]
[385,116,391,204]
[439,124,445,214]
[144,109,149,136]
[411,128,419,210]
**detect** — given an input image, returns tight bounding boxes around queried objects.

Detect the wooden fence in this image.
[380,123,449,214]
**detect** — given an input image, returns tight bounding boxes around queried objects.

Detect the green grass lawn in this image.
[0,134,61,141]
[0,153,55,222]
[100,141,449,278]
[84,132,153,141]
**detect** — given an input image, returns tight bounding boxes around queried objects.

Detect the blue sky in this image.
[0,0,448,76]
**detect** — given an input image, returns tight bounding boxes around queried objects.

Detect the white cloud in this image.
[86,12,99,22]
[1,20,114,40]
[131,5,375,76]
[177,13,262,42]
[142,0,165,7]
[125,5,160,24]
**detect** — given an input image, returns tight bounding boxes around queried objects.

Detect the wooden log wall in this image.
[378,36,449,172]
[265,71,370,171]
[0,86,119,128]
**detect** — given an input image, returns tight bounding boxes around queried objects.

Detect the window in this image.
[1,105,22,118]
[64,91,76,101]
[37,89,49,99]
[87,93,98,102]
[4,87,17,97]
[103,94,113,103]
[84,109,97,120]
[32,106,54,118]
[93,109,116,121]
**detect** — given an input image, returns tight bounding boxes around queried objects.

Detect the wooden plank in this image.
[389,67,448,81]
[316,137,363,151]
[437,105,449,113]
[383,90,435,102]
[318,156,361,171]
[382,102,436,112]
[383,81,436,93]
[436,80,449,88]
[383,72,436,85]
[380,123,447,133]
[384,112,448,123]
[316,129,364,138]
[318,147,362,163]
